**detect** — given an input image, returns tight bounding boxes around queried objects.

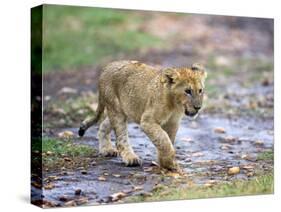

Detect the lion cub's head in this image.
[161,63,207,117]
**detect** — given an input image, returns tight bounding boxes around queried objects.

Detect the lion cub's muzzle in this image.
[184,106,201,117]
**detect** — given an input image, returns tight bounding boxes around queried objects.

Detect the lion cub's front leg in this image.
[141,117,178,170]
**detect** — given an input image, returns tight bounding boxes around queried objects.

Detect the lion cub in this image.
[79,60,207,170]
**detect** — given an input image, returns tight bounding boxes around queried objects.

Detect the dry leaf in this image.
[133,186,143,191]
[98,176,106,181]
[64,200,76,207]
[109,192,126,201]
[58,131,74,139]
[228,167,240,175]
[58,87,77,94]
[214,127,226,134]
[192,152,204,157]
[180,137,193,142]
[44,183,54,190]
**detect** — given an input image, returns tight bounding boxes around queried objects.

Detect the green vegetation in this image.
[42,5,164,73]
[32,137,97,170]
[127,174,273,202]
[257,150,274,161]
[32,137,95,157]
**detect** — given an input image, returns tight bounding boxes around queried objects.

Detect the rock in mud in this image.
[80,170,88,175]
[214,127,226,134]
[75,189,82,195]
[59,195,69,202]
[227,167,240,175]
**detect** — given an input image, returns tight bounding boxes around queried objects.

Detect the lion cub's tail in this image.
[78,95,105,137]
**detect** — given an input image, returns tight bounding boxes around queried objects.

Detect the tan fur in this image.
[79,60,207,170]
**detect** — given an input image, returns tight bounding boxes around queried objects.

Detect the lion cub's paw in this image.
[159,157,179,171]
[122,152,142,167]
[99,148,118,157]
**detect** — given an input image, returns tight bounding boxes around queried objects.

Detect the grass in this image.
[257,150,274,161]
[42,5,164,73]
[32,137,97,170]
[127,174,273,202]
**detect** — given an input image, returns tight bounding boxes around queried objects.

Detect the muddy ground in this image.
[32,16,273,207]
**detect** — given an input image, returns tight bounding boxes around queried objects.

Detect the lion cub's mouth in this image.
[184,109,198,117]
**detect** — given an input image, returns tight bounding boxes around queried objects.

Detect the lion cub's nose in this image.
[194,106,201,111]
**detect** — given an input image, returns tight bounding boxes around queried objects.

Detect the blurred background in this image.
[41,4,273,129]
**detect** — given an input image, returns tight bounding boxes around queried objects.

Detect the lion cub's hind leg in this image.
[108,111,142,166]
[98,117,118,157]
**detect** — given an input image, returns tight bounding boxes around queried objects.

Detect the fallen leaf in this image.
[166,172,180,179]
[242,165,254,170]
[46,151,53,156]
[58,131,74,139]
[44,183,54,190]
[64,200,76,207]
[220,144,232,150]
[204,183,213,188]
[192,152,204,157]
[255,140,264,146]
[31,182,42,188]
[133,186,143,191]
[76,197,88,205]
[151,161,159,167]
[214,127,226,134]
[143,167,153,172]
[180,137,193,142]
[221,135,236,143]
[228,167,240,175]
[47,175,59,181]
[98,176,106,181]
[58,87,77,94]
[64,157,72,162]
[109,192,126,201]
[241,154,257,161]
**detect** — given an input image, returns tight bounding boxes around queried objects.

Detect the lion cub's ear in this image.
[161,68,180,84]
[191,63,207,80]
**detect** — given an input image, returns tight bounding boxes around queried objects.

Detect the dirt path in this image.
[33,109,273,207]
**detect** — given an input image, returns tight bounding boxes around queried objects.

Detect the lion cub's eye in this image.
[199,89,203,94]
[185,89,192,96]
